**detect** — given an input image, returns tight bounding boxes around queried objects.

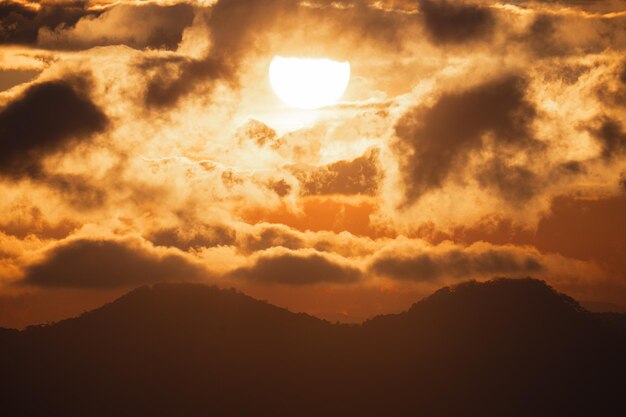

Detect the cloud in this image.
[0,76,108,178]
[591,117,626,160]
[139,0,291,108]
[516,12,624,58]
[21,238,209,289]
[0,0,97,45]
[294,149,380,196]
[139,0,408,108]
[370,247,544,282]
[149,225,236,251]
[516,0,625,11]
[231,251,361,285]
[0,0,625,322]
[37,174,105,211]
[239,225,306,253]
[241,226,305,253]
[236,119,279,147]
[394,74,537,203]
[142,55,228,108]
[206,0,297,59]
[477,159,542,205]
[38,4,195,51]
[418,0,495,45]
[521,14,569,58]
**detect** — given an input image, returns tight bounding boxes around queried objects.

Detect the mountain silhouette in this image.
[1,278,624,417]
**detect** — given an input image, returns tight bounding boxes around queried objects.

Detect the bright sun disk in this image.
[269,56,350,110]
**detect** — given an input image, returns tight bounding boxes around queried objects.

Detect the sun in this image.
[269,56,350,110]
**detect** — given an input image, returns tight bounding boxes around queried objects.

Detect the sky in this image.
[0,0,625,328]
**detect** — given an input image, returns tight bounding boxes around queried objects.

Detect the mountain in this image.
[1,278,624,417]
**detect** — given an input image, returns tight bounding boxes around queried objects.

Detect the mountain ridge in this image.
[8,277,619,333]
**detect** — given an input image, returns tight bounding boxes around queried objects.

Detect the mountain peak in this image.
[411,277,585,316]
[26,281,331,339]
[364,277,591,333]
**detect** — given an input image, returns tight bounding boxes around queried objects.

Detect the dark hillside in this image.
[1,278,624,417]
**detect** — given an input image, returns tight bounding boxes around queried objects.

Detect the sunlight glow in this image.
[269,56,350,109]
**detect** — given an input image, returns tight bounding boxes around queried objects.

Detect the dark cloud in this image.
[592,118,626,160]
[44,173,108,210]
[518,12,625,58]
[0,1,193,51]
[241,226,305,254]
[0,205,77,239]
[0,0,98,45]
[556,65,592,85]
[305,1,407,52]
[149,226,236,251]
[477,159,541,204]
[370,248,544,282]
[39,4,195,51]
[419,0,495,45]
[207,0,298,59]
[395,74,537,203]
[231,252,361,285]
[21,238,208,289]
[143,56,228,108]
[559,160,585,175]
[521,14,566,57]
[294,149,380,196]
[268,179,292,197]
[0,77,108,178]
[595,58,626,108]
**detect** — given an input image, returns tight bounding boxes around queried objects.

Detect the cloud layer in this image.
[0,0,625,326]
[22,238,208,289]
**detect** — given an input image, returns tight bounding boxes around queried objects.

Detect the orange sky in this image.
[0,0,625,328]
